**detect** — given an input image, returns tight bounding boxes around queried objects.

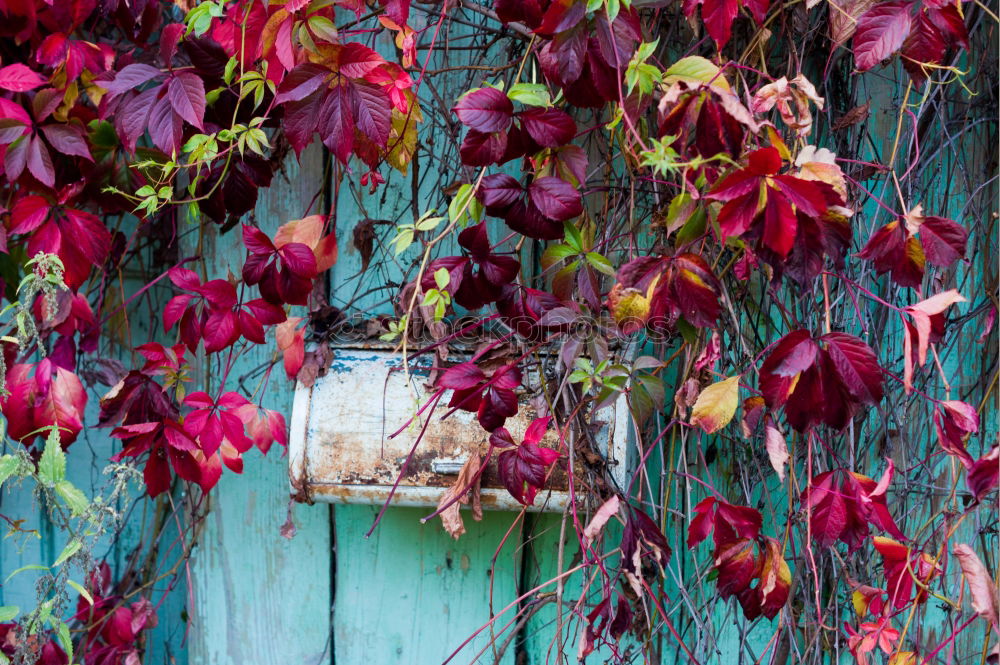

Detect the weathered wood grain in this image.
[187,145,333,665]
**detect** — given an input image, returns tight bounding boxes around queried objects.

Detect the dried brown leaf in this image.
[832,102,870,130]
[952,543,999,628]
[438,455,483,540]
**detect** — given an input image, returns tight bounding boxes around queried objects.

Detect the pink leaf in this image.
[583,495,621,547]
[853,1,912,71]
[764,423,789,481]
[952,544,999,629]
[0,63,47,91]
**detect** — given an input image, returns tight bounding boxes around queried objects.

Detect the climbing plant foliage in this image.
[0,0,995,663]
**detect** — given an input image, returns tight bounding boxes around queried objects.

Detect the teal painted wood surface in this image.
[333,506,522,664]
[187,145,333,665]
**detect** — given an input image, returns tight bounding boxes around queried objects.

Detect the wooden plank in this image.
[187,145,333,665]
[333,504,522,665]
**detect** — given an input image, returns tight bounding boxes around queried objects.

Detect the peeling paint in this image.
[289,349,633,512]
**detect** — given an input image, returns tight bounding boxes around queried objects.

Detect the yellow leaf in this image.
[663,56,731,93]
[690,376,739,434]
[387,93,422,175]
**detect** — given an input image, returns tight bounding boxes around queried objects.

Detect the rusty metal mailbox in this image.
[288,348,631,511]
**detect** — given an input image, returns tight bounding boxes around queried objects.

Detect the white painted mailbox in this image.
[288,347,632,511]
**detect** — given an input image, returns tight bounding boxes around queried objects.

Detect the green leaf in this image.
[223,57,238,85]
[68,579,93,606]
[448,184,480,226]
[606,0,621,21]
[507,83,551,108]
[37,427,65,486]
[421,290,440,307]
[53,539,82,567]
[55,481,89,516]
[585,252,616,277]
[0,455,21,488]
[541,243,576,269]
[307,16,339,43]
[392,228,414,255]
[675,204,708,248]
[186,1,224,37]
[56,622,72,664]
[563,222,584,252]
[415,214,444,232]
[0,606,18,622]
[5,564,48,584]
[433,267,450,290]
[676,317,698,345]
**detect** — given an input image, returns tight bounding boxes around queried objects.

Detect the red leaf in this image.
[762,193,797,258]
[453,87,514,133]
[519,108,577,148]
[853,1,912,71]
[536,0,587,35]
[439,362,486,390]
[804,472,848,547]
[901,11,946,85]
[318,84,355,163]
[858,220,926,288]
[967,446,999,502]
[951,544,1000,629]
[278,242,318,276]
[276,318,306,380]
[167,72,206,130]
[338,42,385,78]
[459,129,507,166]
[495,0,544,26]
[9,194,52,233]
[503,198,563,240]
[918,215,967,267]
[760,330,882,431]
[275,63,329,104]
[528,176,582,221]
[700,0,740,48]
[537,28,587,88]
[103,63,163,97]
[478,173,523,213]
[350,81,391,147]
[523,416,551,445]
[821,332,884,404]
[927,5,969,49]
[0,360,87,447]
[147,94,183,154]
[26,133,54,187]
[0,63,46,91]
[497,440,560,505]
[40,124,92,161]
[688,497,717,548]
